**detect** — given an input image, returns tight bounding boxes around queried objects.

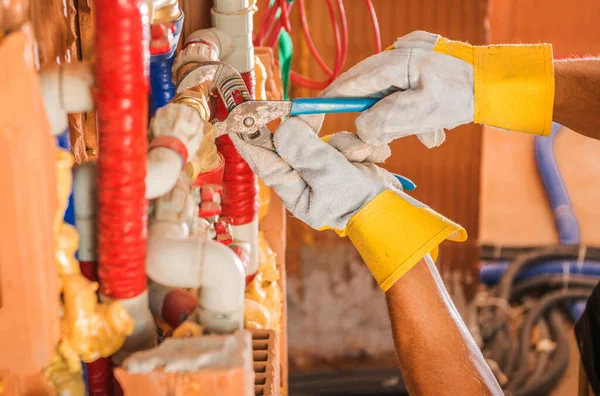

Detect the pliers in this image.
[212,97,379,138]
[212,97,416,191]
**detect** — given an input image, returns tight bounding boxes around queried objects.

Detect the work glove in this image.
[320,30,555,148]
[231,118,466,291]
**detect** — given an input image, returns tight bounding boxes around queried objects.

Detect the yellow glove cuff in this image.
[346,190,467,292]
[433,37,555,136]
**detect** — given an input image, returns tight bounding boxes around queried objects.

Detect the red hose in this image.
[79,261,111,396]
[96,0,149,299]
[365,0,382,53]
[86,358,113,396]
[216,71,258,226]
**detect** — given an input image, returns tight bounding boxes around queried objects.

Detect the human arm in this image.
[553,58,600,140]
[386,256,501,395]
[230,118,500,394]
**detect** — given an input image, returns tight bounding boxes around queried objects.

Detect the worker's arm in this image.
[231,118,501,394]
[554,58,600,140]
[320,30,600,146]
[386,256,501,395]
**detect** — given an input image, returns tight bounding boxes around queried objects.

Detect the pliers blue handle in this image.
[289,97,380,116]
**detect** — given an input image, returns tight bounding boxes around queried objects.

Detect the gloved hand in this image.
[231,118,466,291]
[321,30,554,148]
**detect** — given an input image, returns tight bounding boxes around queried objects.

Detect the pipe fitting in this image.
[151,173,199,233]
[146,103,208,199]
[149,0,181,24]
[39,62,94,136]
[146,222,245,332]
[73,160,98,262]
[172,89,211,121]
[171,30,234,83]
[211,0,254,73]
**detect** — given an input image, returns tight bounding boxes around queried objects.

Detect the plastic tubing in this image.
[535,123,580,244]
[567,300,587,322]
[149,54,176,117]
[56,131,76,226]
[95,0,149,299]
[216,71,258,226]
[480,260,600,285]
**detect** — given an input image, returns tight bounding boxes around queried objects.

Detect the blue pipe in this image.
[149,14,184,117]
[480,261,600,285]
[535,123,580,244]
[56,130,75,226]
[566,300,587,322]
[150,53,176,117]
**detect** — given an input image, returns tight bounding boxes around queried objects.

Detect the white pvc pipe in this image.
[212,0,254,73]
[73,160,98,262]
[39,62,94,136]
[100,291,157,364]
[146,222,245,332]
[232,221,258,276]
[146,147,183,200]
[184,27,235,60]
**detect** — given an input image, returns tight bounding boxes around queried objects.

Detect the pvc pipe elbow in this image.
[211,0,254,73]
[39,62,94,136]
[73,161,98,261]
[146,223,245,332]
[146,147,183,199]
[184,27,235,60]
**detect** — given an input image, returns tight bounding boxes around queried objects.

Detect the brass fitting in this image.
[172,88,211,121]
[150,0,181,24]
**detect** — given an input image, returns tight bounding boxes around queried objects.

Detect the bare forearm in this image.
[553,58,600,140]
[385,256,501,396]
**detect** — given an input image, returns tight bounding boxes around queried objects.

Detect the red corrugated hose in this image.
[96,0,149,300]
[216,71,259,226]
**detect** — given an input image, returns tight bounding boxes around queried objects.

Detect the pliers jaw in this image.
[175,61,282,149]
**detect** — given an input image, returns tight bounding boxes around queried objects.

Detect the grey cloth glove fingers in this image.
[321,50,412,98]
[229,133,307,212]
[326,132,391,163]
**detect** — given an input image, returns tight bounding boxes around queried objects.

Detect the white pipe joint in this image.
[211,0,254,74]
[146,103,207,200]
[146,222,245,333]
[73,160,98,262]
[232,221,258,276]
[184,27,235,61]
[39,62,94,136]
[101,291,157,365]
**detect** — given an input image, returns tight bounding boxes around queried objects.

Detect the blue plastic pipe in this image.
[480,260,600,285]
[56,130,75,226]
[150,53,176,117]
[535,123,580,244]
[149,14,184,117]
[567,300,587,322]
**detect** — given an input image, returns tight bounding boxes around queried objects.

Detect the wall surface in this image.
[480,0,600,246]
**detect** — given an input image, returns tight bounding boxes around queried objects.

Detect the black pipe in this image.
[506,290,591,391]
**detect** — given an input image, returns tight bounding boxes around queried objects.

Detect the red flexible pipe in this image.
[80,260,111,396]
[86,358,113,396]
[216,72,258,226]
[96,0,148,299]
[365,0,382,53]
[290,0,343,90]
